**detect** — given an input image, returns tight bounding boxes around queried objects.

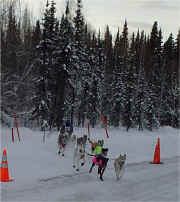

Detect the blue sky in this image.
[26,0,180,41]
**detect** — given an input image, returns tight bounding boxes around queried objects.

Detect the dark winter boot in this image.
[100,175,104,181]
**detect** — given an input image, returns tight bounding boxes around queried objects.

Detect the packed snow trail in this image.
[2,156,179,201]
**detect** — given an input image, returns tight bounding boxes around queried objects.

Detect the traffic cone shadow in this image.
[0,149,14,182]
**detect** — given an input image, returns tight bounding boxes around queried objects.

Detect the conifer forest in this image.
[1,0,180,131]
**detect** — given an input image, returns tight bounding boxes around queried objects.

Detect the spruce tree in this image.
[101,25,113,124]
[58,1,76,126]
[32,0,58,129]
[87,77,99,127]
[73,0,91,126]
[162,33,179,127]
[32,20,41,52]
[147,21,163,129]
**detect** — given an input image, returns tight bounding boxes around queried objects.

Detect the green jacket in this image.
[93,145,102,155]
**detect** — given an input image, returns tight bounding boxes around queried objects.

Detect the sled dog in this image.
[82,134,87,149]
[72,135,87,171]
[114,153,126,180]
[57,132,67,156]
[65,126,73,140]
[71,134,77,143]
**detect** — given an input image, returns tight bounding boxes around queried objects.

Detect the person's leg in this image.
[99,158,109,181]
[89,162,95,173]
[100,167,106,181]
[98,166,102,174]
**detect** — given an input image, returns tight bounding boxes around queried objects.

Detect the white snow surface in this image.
[0,125,180,201]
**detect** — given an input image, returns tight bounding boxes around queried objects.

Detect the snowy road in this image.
[2,156,180,201]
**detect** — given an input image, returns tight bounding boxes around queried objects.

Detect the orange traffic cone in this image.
[152,137,163,164]
[0,149,13,182]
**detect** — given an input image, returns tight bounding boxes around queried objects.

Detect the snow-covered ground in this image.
[0,125,180,201]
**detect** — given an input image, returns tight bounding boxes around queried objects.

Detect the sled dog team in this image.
[57,123,126,181]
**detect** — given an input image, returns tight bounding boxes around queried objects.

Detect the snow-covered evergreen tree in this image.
[32,0,59,129]
[72,0,91,126]
[101,25,113,125]
[87,77,99,127]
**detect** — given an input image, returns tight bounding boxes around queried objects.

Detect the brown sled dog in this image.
[114,154,126,180]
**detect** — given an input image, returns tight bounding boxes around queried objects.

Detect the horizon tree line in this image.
[1,0,179,131]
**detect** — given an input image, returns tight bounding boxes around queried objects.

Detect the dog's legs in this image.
[114,161,121,180]
[116,169,120,180]
[81,154,85,166]
[58,143,63,155]
[114,164,118,180]
[62,145,65,156]
[72,148,77,168]
[69,132,72,140]
[114,166,118,180]
[76,153,80,171]
[58,146,61,155]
